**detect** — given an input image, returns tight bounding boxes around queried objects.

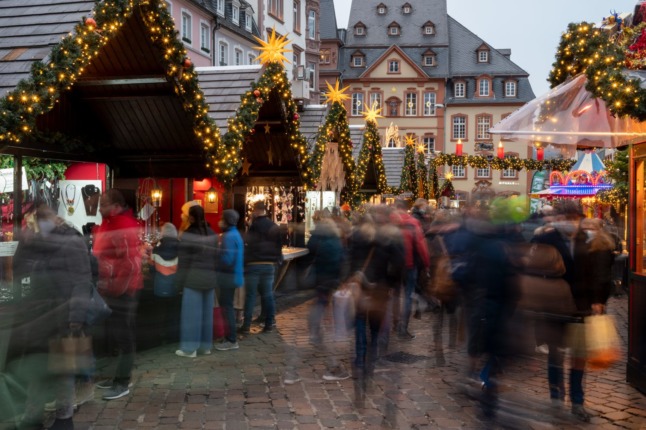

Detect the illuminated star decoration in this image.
[405,135,417,147]
[417,143,426,154]
[253,27,292,66]
[324,80,350,104]
[242,158,252,175]
[362,101,384,125]
[264,123,271,134]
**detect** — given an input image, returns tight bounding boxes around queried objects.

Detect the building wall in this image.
[165,0,215,67]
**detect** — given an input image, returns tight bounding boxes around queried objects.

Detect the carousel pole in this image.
[11,155,22,301]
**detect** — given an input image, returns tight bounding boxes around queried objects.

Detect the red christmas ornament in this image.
[293,113,300,120]
[253,89,261,97]
[250,128,256,135]
[85,17,97,28]
[256,97,263,103]
[183,58,192,69]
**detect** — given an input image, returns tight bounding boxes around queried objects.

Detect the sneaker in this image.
[571,404,591,422]
[262,325,275,333]
[102,384,130,400]
[197,349,212,355]
[74,382,95,408]
[215,341,239,351]
[238,326,251,335]
[175,349,197,358]
[535,344,549,354]
[95,379,114,389]
[283,374,302,385]
[322,368,350,381]
[397,330,416,340]
[44,400,56,412]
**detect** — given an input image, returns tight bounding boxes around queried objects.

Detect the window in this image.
[200,22,210,52]
[308,61,316,88]
[293,1,301,33]
[402,4,411,14]
[422,137,435,153]
[505,81,517,97]
[351,93,364,116]
[452,164,466,178]
[269,0,283,19]
[387,138,397,148]
[478,50,489,63]
[216,0,224,16]
[425,25,434,35]
[181,11,192,43]
[377,4,387,14]
[320,48,330,64]
[232,5,240,25]
[218,42,228,65]
[476,167,491,178]
[452,115,466,140]
[235,49,242,65]
[389,25,400,36]
[352,55,364,67]
[479,79,490,97]
[244,12,252,32]
[355,26,365,35]
[405,93,417,116]
[388,98,400,116]
[423,55,435,66]
[248,53,255,64]
[423,92,436,116]
[454,82,465,98]
[502,167,517,178]
[164,0,172,14]
[308,10,316,39]
[476,115,492,140]
[388,60,400,73]
[369,93,382,112]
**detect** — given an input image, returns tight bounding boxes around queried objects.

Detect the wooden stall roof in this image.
[0,0,211,178]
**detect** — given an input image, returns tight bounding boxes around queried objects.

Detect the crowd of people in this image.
[3,190,622,428]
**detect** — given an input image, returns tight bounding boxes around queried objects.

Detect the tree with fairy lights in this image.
[416,144,430,199]
[351,102,389,207]
[399,135,418,195]
[439,172,456,202]
[311,80,356,202]
[429,162,440,200]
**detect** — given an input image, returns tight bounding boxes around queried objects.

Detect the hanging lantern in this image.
[151,186,163,208]
[206,187,217,204]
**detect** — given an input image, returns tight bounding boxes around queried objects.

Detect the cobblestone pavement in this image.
[75,291,645,429]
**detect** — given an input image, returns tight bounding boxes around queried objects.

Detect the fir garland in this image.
[430,153,575,172]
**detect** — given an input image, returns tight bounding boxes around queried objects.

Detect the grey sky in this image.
[332,0,636,97]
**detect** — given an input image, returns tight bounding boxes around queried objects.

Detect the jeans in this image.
[400,268,418,332]
[104,293,139,385]
[243,264,276,328]
[217,274,238,343]
[179,287,214,352]
[308,288,332,342]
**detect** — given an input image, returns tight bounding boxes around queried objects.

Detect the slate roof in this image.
[340,46,450,80]
[382,147,405,188]
[0,0,95,96]
[300,104,328,144]
[319,0,339,41]
[217,0,261,42]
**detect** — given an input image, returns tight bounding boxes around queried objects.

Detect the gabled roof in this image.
[360,45,429,79]
[341,46,450,79]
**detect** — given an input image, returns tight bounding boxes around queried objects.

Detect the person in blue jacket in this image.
[215,209,244,351]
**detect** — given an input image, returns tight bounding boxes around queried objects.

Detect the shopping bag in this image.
[86,286,112,326]
[333,289,355,341]
[48,332,93,374]
[213,307,226,340]
[585,314,621,370]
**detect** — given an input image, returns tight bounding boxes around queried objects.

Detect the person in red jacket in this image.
[93,189,143,401]
[393,199,430,339]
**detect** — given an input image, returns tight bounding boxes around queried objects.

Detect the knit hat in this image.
[222,209,239,227]
[160,222,178,239]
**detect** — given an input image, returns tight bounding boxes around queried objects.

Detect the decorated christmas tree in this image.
[416,145,430,200]
[311,81,356,202]
[439,172,456,201]
[352,102,389,207]
[399,135,418,195]
[429,162,440,201]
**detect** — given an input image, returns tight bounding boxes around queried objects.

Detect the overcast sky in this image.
[332,0,636,97]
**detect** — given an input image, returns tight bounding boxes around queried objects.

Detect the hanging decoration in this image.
[253,27,292,66]
[316,142,345,192]
[430,153,576,172]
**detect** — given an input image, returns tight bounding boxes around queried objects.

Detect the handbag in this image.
[585,314,621,370]
[213,306,226,339]
[343,247,382,314]
[86,285,112,326]
[513,274,578,316]
[429,236,457,303]
[333,289,355,341]
[48,332,93,374]
[507,242,566,277]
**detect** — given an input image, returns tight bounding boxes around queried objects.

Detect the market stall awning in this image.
[490,74,646,148]
[0,0,214,179]
[572,151,606,173]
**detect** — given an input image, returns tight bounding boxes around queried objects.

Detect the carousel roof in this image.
[571,151,606,173]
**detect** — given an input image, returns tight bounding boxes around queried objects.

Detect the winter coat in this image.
[397,212,430,270]
[244,215,283,265]
[306,220,343,290]
[177,224,217,290]
[151,237,179,297]
[216,225,244,287]
[93,209,143,297]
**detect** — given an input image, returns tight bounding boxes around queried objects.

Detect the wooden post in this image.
[11,155,22,301]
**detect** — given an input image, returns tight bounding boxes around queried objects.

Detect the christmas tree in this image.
[429,162,440,200]
[399,135,418,195]
[416,146,430,199]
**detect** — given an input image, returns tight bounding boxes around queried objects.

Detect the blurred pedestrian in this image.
[175,205,217,357]
[93,189,142,400]
[240,202,283,334]
[150,223,180,343]
[215,209,244,351]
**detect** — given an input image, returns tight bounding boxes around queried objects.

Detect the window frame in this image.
[216,0,224,16]
[476,114,492,140]
[389,25,400,36]
[200,21,210,53]
[478,78,490,97]
[478,50,489,63]
[351,92,364,116]
[423,55,435,67]
[505,80,517,97]
[244,11,252,32]
[293,0,301,34]
[403,5,411,14]
[354,24,365,36]
[454,81,465,98]
[422,136,435,154]
[307,9,316,40]
[377,4,387,14]
[352,55,364,67]
[475,166,491,179]
[452,164,467,179]
[369,92,383,112]
[424,25,434,35]
[165,0,172,14]
[388,60,400,74]
[181,9,192,44]
[248,53,255,64]
[451,115,467,140]
[423,92,436,116]
[320,48,331,64]
[218,41,228,66]
[232,4,240,25]
[235,48,243,65]
[268,0,284,20]
[501,152,519,179]
[405,92,417,116]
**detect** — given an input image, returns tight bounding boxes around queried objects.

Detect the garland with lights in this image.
[429,163,440,200]
[0,0,223,178]
[310,90,356,200]
[549,21,646,121]
[430,153,576,172]
[399,137,418,195]
[0,156,68,181]
[596,148,628,207]
[439,178,456,200]
[417,150,430,200]
[352,118,390,206]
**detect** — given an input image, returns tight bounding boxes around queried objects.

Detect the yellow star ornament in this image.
[362,102,384,125]
[405,135,417,147]
[253,27,292,66]
[324,80,350,104]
